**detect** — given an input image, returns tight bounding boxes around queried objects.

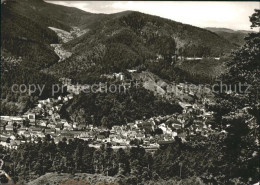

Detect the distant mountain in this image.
[205,27,254,46]
[2,0,237,83]
[205,27,254,34]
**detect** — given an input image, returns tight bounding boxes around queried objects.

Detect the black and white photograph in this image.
[0,0,259,184]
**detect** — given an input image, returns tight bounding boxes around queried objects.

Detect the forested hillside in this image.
[0,0,239,114]
[1,0,69,115]
[48,10,236,82]
[62,87,183,128]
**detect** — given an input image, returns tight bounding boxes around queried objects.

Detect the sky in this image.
[46,1,260,31]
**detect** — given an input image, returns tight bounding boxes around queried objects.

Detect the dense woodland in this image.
[219,9,260,110]
[63,87,183,128]
[1,63,61,115]
[0,122,258,185]
[0,0,64,115]
[173,57,230,84]
[1,2,60,68]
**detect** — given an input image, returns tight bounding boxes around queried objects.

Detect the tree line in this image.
[0,123,258,185]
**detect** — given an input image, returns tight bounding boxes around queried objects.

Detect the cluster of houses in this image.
[0,113,36,149]
[1,76,218,150]
[0,94,74,149]
[0,94,215,150]
[0,101,214,150]
[75,106,214,148]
